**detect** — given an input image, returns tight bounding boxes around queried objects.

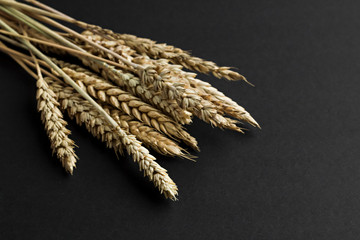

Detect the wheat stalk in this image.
[46,77,179,200]
[0,0,260,200]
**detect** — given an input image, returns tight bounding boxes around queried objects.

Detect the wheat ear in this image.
[103,105,193,159]
[156,62,259,128]
[118,34,248,82]
[186,77,260,128]
[36,76,78,174]
[46,77,178,200]
[81,25,247,82]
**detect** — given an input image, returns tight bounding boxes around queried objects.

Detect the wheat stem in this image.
[25,0,73,19]
[0,0,73,22]
[0,29,126,69]
[28,12,141,70]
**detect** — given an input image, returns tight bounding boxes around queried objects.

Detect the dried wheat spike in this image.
[117,34,247,82]
[102,105,193,159]
[189,94,245,133]
[159,63,259,128]
[186,77,260,128]
[83,25,246,81]
[36,76,78,174]
[46,77,178,200]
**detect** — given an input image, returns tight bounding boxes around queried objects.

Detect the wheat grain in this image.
[46,77,179,200]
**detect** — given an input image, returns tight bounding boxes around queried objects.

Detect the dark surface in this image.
[1,0,360,239]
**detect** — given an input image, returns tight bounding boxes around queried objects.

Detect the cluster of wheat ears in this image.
[0,0,260,200]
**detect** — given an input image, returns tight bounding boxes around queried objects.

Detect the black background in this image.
[1,0,360,239]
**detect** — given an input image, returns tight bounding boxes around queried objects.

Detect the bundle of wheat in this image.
[0,0,259,200]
